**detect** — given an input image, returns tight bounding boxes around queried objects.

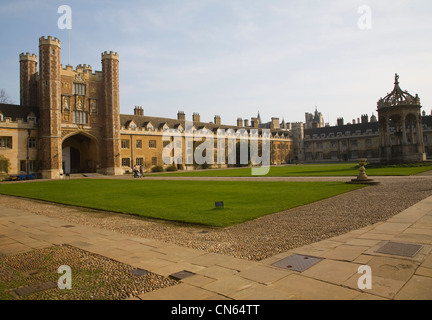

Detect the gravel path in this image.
[1,176,432,261]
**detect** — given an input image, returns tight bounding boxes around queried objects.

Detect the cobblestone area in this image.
[1,176,432,261]
[0,244,178,300]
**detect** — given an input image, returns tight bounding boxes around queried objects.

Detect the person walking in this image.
[140,165,144,178]
[133,165,138,178]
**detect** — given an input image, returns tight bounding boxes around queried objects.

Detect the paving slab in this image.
[238,265,292,285]
[138,283,215,300]
[321,244,369,261]
[343,274,405,299]
[196,265,240,280]
[394,275,432,300]
[366,256,419,282]
[201,275,258,297]
[301,259,361,285]
[189,252,232,267]
[230,283,295,300]
[270,274,361,300]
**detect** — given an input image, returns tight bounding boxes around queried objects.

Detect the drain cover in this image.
[169,270,195,281]
[374,241,423,257]
[130,268,150,276]
[272,254,323,272]
[14,281,57,296]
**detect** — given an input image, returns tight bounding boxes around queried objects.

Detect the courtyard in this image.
[1,164,432,301]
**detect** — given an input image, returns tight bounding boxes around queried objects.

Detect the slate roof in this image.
[305,121,379,137]
[119,114,290,136]
[0,104,39,121]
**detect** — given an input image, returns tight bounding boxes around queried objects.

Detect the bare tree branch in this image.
[0,89,14,104]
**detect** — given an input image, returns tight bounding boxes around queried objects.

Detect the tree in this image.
[0,155,10,174]
[0,89,14,104]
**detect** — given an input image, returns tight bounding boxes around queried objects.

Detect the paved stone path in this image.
[1,182,431,300]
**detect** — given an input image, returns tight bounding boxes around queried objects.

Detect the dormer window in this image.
[27,116,37,123]
[128,120,137,130]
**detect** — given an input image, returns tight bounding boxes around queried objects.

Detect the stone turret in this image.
[19,52,38,107]
[101,50,121,175]
[38,36,62,179]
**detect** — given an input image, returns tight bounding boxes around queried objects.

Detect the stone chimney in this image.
[361,114,369,124]
[244,119,249,127]
[177,110,185,120]
[214,115,221,126]
[237,117,243,127]
[134,106,144,116]
[337,117,344,126]
[192,112,200,123]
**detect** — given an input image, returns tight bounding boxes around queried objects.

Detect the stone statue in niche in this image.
[62,96,70,111]
[90,99,97,113]
[76,96,83,110]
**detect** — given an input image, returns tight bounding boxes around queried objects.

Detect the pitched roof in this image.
[119,113,287,135]
[0,103,39,121]
[305,121,379,136]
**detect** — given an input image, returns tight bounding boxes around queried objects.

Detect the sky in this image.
[1,0,431,126]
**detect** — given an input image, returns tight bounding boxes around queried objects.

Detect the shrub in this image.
[151,165,164,172]
[165,165,178,172]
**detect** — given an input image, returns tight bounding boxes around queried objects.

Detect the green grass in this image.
[151,163,432,177]
[0,179,364,227]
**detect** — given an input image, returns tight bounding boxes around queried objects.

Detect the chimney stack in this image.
[214,115,221,126]
[192,112,200,123]
[237,117,243,127]
[134,106,144,116]
[177,110,185,120]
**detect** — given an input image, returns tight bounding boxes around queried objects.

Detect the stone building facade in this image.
[299,75,431,163]
[1,37,430,179]
[0,36,293,178]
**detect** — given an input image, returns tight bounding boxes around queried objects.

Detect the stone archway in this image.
[62,133,99,174]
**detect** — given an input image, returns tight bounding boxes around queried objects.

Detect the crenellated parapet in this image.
[101,51,119,60]
[39,36,61,47]
[19,52,38,62]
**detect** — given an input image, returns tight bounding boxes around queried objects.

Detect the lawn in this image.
[0,179,364,227]
[151,163,432,177]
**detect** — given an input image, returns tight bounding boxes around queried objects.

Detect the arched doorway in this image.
[62,133,99,174]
